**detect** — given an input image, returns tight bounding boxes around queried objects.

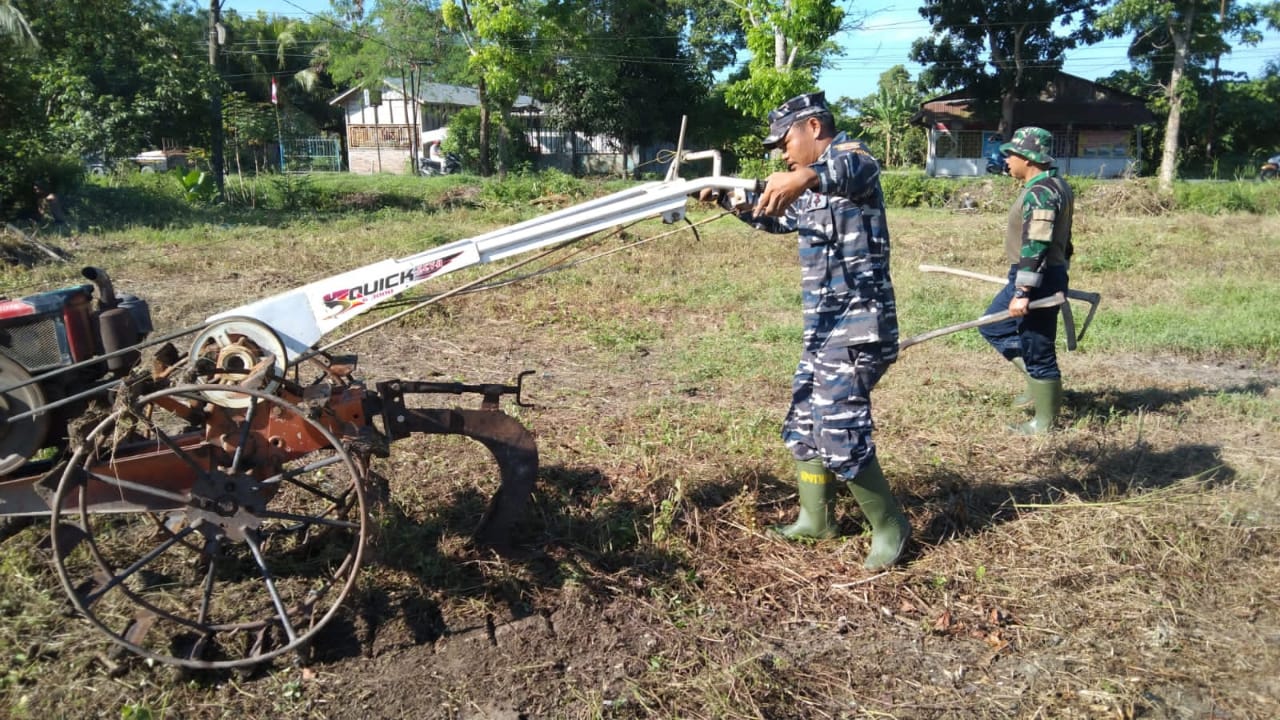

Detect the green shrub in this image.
[880,173,927,207]
[2,152,84,219]
[735,156,787,182]
[268,172,318,211]
[175,168,218,205]
[443,108,537,175]
[880,173,1007,209]
[876,172,1280,216]
[72,172,201,229]
[478,168,587,206]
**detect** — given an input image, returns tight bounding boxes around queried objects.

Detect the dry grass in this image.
[0,198,1277,719]
[1076,179,1180,216]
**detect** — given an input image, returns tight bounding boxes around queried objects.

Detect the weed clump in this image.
[478,169,588,207]
[1076,178,1177,216]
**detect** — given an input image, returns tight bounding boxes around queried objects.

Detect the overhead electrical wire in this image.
[223,0,1277,91]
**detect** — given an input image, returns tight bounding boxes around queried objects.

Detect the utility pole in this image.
[1205,0,1228,165]
[209,0,225,200]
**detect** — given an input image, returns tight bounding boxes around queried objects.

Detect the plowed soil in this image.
[2,203,1278,720]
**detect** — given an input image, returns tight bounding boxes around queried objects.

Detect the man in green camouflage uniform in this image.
[702,92,910,569]
[979,126,1074,434]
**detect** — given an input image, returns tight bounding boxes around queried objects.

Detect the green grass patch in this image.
[1175,179,1280,214]
[1075,235,1142,274]
[1096,279,1280,358]
[879,171,1280,215]
[672,316,799,384]
[585,316,664,352]
[1211,389,1280,422]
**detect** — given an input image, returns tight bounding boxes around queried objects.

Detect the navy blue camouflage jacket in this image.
[728,132,899,356]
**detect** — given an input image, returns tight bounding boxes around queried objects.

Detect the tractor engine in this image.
[0,267,151,474]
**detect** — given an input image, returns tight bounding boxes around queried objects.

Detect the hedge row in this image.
[879,172,1280,215]
[21,168,1280,232]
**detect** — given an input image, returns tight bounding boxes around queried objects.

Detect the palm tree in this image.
[858,86,918,167]
[0,0,38,48]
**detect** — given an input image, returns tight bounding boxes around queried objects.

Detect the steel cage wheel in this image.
[49,383,368,670]
[1261,168,1278,181]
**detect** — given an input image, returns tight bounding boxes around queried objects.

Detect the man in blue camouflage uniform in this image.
[979,126,1074,434]
[701,91,910,569]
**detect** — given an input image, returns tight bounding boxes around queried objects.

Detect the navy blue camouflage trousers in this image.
[978,264,1069,380]
[782,341,895,481]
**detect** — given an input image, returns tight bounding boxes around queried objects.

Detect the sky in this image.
[829,5,1279,101]
[224,0,1279,102]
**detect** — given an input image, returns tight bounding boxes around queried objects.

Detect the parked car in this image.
[82,153,109,177]
[132,148,187,173]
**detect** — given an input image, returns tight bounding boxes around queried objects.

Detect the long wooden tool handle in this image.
[918,263,1006,285]
[899,292,1065,351]
[920,262,1101,306]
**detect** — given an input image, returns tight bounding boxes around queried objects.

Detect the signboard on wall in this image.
[1079,130,1128,158]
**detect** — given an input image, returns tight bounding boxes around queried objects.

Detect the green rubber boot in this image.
[1014,377,1063,435]
[846,457,911,570]
[772,458,839,540]
[1011,357,1033,409]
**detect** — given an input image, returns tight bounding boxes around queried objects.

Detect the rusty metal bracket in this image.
[375,379,539,552]
[380,370,535,411]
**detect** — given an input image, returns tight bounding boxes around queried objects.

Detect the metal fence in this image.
[282,137,343,172]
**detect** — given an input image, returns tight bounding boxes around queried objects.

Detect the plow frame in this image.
[0,163,760,669]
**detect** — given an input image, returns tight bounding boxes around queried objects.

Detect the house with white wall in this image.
[911,73,1156,178]
[330,79,643,175]
[329,80,541,175]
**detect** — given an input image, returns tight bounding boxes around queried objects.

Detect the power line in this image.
[210,0,1279,103]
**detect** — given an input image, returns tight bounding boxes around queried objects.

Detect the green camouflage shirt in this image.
[1004,168,1074,287]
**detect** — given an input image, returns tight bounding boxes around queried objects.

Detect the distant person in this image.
[699,91,910,570]
[978,127,1075,434]
[33,180,69,228]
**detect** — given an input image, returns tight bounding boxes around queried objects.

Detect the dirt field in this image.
[1,200,1278,719]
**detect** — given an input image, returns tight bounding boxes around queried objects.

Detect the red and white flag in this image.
[271,77,278,105]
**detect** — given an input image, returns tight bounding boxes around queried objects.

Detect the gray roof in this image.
[911,72,1154,129]
[331,79,540,110]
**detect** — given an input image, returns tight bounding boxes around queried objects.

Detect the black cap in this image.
[762,92,831,150]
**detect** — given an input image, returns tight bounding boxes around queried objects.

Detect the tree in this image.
[326,0,469,174]
[443,105,535,172]
[672,0,744,81]
[0,6,44,212]
[442,0,548,175]
[910,1,1101,138]
[1213,67,1280,166]
[722,0,846,120]
[221,91,276,175]
[1098,0,1269,191]
[1104,59,1280,178]
[540,0,705,169]
[0,0,37,48]
[854,66,924,168]
[22,0,210,161]
[221,12,345,137]
[1,1,218,212]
